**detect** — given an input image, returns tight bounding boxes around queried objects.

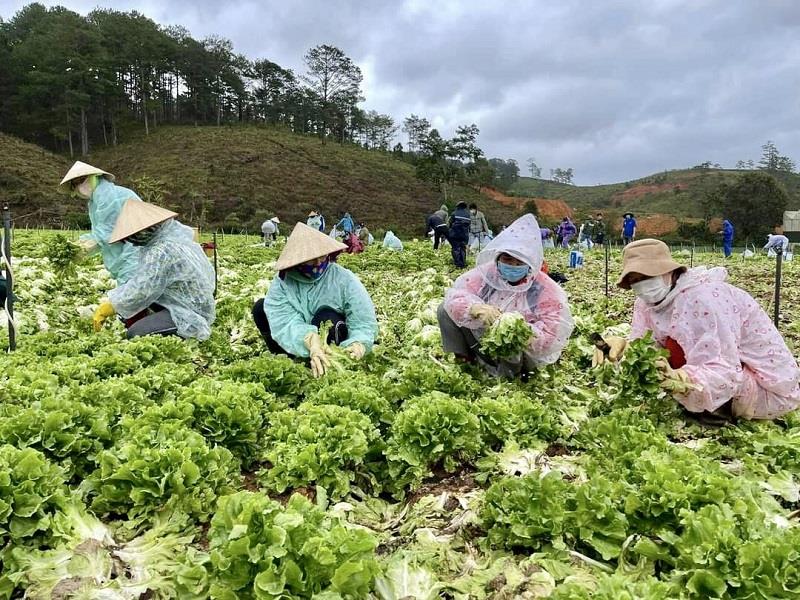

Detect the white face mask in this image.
[631,275,672,305]
[75,178,94,199]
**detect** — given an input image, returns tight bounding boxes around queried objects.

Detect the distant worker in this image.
[579,216,595,249]
[427,205,450,250]
[261,216,280,246]
[597,239,800,420]
[448,201,471,268]
[622,213,637,245]
[307,211,324,231]
[764,233,790,255]
[336,212,356,234]
[720,219,734,258]
[593,213,607,246]
[92,200,215,340]
[251,223,378,377]
[438,214,574,378]
[557,217,577,248]
[357,223,371,245]
[59,161,141,283]
[469,203,490,249]
[540,226,555,249]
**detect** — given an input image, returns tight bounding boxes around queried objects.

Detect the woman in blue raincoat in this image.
[721,220,734,258]
[59,161,141,283]
[92,200,216,340]
[251,222,378,378]
[336,212,356,234]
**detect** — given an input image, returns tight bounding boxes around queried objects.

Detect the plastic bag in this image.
[383,231,404,251]
[329,227,339,239]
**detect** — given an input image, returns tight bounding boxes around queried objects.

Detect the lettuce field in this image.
[1,231,800,599]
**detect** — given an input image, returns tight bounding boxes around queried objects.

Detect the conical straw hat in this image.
[108,199,178,243]
[275,222,347,271]
[271,216,281,223]
[59,161,114,191]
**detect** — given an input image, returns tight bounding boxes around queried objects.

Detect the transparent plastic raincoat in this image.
[108,220,216,340]
[79,179,141,283]
[630,266,800,419]
[444,214,574,367]
[263,263,378,357]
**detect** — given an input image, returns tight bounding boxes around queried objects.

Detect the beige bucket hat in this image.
[109,199,178,244]
[617,239,684,289]
[59,161,115,191]
[275,222,347,271]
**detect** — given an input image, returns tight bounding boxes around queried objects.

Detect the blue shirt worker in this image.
[722,220,734,258]
[92,200,216,340]
[252,222,379,378]
[336,212,356,234]
[59,161,141,283]
[622,213,637,245]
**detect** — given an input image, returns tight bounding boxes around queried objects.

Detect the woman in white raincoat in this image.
[438,214,574,378]
[92,200,216,340]
[59,161,141,283]
[604,239,800,420]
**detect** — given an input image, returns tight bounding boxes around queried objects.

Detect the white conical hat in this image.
[59,161,114,191]
[274,222,347,271]
[108,199,178,243]
[271,216,281,223]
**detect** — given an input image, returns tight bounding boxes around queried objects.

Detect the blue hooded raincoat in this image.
[80,179,142,283]
[263,263,378,357]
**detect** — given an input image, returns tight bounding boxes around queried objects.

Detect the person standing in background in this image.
[468,203,490,249]
[721,220,734,258]
[448,201,471,268]
[622,213,637,245]
[427,205,450,250]
[593,213,607,246]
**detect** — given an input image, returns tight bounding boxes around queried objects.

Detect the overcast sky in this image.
[3,0,800,185]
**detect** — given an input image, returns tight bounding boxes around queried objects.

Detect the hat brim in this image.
[617,260,685,289]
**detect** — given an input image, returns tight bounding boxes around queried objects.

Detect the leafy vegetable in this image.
[479,311,533,360]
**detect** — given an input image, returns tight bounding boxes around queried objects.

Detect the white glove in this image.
[304,332,331,378]
[347,342,366,360]
[469,303,502,326]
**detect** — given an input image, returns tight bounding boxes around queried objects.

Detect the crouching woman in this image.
[437,214,574,378]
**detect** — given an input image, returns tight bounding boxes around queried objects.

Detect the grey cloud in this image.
[3,0,800,184]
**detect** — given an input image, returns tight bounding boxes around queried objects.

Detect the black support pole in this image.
[2,205,15,351]
[604,241,609,298]
[213,231,219,298]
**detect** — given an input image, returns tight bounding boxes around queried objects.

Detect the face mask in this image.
[297,258,330,279]
[497,261,530,283]
[631,275,672,305]
[73,175,97,200]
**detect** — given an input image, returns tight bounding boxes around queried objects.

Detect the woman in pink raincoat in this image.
[437,214,574,378]
[611,239,800,420]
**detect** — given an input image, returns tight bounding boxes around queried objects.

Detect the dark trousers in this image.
[251,298,348,355]
[124,304,178,339]
[434,225,449,250]
[449,232,468,268]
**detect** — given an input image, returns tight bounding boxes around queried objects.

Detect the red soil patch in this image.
[612,182,687,203]
[636,214,679,236]
[480,187,574,222]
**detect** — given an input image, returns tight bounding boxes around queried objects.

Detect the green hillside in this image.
[0,133,72,225]
[510,168,800,220]
[86,125,518,236]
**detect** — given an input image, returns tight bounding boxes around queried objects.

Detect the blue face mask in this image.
[297,258,330,280]
[497,261,530,283]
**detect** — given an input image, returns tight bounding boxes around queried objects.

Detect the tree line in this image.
[0,4,399,155]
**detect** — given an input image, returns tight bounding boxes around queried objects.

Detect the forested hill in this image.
[0,127,520,235]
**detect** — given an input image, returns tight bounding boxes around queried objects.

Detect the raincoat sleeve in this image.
[443,267,488,329]
[629,300,653,340]
[524,274,574,364]
[264,278,317,357]
[339,270,379,351]
[108,245,171,318]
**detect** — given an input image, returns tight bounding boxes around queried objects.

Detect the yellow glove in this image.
[656,358,702,394]
[469,303,502,326]
[304,332,331,378]
[347,342,366,360]
[93,301,116,332]
[591,335,628,367]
